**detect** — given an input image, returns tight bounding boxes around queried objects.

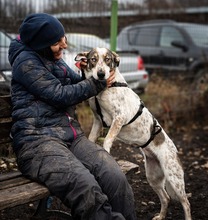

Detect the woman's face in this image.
[50,36,67,60]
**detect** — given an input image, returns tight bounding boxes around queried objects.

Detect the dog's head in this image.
[75,47,120,80]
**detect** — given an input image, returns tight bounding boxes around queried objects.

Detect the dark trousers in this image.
[16,135,137,220]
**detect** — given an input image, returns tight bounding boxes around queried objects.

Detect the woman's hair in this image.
[35,47,54,61]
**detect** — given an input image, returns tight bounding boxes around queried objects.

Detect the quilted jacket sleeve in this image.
[12,51,106,108]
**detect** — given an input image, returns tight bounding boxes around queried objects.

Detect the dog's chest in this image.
[92,87,142,126]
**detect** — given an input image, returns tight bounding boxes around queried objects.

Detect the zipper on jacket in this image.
[65,112,77,140]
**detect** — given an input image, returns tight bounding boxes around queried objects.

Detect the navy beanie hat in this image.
[19,13,65,50]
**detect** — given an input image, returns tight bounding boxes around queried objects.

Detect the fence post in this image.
[110,0,118,52]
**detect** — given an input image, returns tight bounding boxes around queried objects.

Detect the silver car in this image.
[0,30,12,71]
[63,33,149,93]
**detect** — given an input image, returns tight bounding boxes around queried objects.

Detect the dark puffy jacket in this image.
[8,39,106,153]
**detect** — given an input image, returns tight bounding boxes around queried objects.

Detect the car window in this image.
[66,33,110,51]
[0,31,11,47]
[160,26,184,47]
[129,26,160,47]
[183,25,208,46]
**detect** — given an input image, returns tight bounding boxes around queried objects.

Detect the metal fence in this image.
[0,0,113,73]
[0,0,112,37]
[1,0,208,70]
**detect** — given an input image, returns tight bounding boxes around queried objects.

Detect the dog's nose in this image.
[97,71,105,80]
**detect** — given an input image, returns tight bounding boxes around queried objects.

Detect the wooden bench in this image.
[0,95,139,219]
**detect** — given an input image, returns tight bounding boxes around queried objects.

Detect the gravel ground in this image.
[1,125,208,220]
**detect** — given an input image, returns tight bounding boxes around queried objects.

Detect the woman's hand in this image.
[106,70,115,87]
[75,59,87,70]
[80,59,87,69]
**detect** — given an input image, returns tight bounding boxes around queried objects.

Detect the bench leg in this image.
[31,197,48,219]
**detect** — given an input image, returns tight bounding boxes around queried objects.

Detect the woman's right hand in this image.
[80,59,87,69]
[75,59,87,70]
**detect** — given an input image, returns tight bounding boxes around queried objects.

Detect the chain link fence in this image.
[0,0,112,37]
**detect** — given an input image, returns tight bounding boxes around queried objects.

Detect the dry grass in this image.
[76,101,93,136]
[141,75,207,132]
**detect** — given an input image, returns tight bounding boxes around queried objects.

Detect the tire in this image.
[43,210,73,220]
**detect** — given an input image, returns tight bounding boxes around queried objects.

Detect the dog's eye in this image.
[91,58,97,62]
[105,57,111,63]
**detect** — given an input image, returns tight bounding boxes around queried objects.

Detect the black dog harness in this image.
[94,81,162,148]
[139,116,162,149]
[95,82,145,127]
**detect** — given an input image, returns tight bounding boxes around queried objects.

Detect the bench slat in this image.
[0,171,22,182]
[0,182,49,210]
[0,176,32,190]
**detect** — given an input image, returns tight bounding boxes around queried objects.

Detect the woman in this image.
[8,13,136,220]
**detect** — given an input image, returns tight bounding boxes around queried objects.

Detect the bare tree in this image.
[46,0,110,13]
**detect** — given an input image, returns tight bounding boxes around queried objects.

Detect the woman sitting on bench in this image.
[8,13,136,220]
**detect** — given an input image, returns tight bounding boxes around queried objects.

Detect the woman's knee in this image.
[94,150,127,190]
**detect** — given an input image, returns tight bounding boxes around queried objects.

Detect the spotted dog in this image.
[75,47,192,220]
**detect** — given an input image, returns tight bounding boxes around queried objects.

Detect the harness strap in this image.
[95,98,145,128]
[139,116,162,149]
[96,81,144,127]
[95,97,108,127]
[126,101,144,125]
[95,81,128,127]
[110,82,128,87]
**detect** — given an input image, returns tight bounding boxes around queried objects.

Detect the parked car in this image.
[0,70,11,95]
[65,33,111,52]
[64,33,148,93]
[0,29,12,71]
[0,30,12,95]
[117,19,208,85]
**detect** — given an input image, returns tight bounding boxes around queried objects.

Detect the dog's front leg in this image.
[103,118,124,153]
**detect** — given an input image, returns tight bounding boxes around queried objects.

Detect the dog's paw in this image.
[152,213,165,220]
[104,146,111,153]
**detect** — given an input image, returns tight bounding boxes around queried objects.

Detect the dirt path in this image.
[111,127,208,220]
[1,127,208,220]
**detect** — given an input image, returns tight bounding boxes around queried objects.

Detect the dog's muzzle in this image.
[97,71,105,80]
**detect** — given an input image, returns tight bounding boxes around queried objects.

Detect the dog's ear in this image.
[111,51,120,67]
[74,52,88,61]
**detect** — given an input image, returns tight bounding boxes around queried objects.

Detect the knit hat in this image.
[19,13,65,50]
